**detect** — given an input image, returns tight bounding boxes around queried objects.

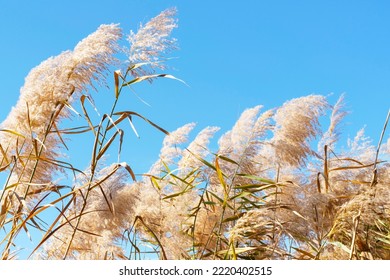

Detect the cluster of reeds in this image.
[0,8,389,260]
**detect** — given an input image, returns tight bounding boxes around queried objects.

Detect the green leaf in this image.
[236,173,276,184]
[0,129,26,139]
[163,191,187,200]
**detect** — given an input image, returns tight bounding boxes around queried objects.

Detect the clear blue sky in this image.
[0,0,389,257]
[1,0,390,183]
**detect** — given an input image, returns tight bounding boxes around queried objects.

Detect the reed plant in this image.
[0,8,389,260]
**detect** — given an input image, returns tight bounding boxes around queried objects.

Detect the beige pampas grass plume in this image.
[270,95,328,167]
[178,126,220,171]
[0,24,121,200]
[317,94,348,153]
[127,7,178,76]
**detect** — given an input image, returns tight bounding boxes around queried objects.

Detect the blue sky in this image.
[1,1,389,161]
[1,1,389,152]
[1,0,390,187]
[0,0,389,257]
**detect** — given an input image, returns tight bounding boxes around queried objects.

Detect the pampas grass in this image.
[1,8,389,260]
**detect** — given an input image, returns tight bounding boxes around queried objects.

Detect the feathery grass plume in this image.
[322,112,390,259]
[347,128,376,162]
[180,107,277,258]
[128,123,197,259]
[192,206,224,256]
[230,105,264,155]
[37,164,135,259]
[229,208,287,259]
[317,94,348,153]
[127,8,178,77]
[269,95,329,167]
[218,106,274,174]
[320,128,375,196]
[321,127,376,197]
[0,24,122,199]
[148,123,196,176]
[133,196,194,260]
[181,108,276,258]
[156,126,223,259]
[178,126,220,172]
[216,106,273,188]
[218,106,262,158]
[243,109,275,173]
[329,183,390,259]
